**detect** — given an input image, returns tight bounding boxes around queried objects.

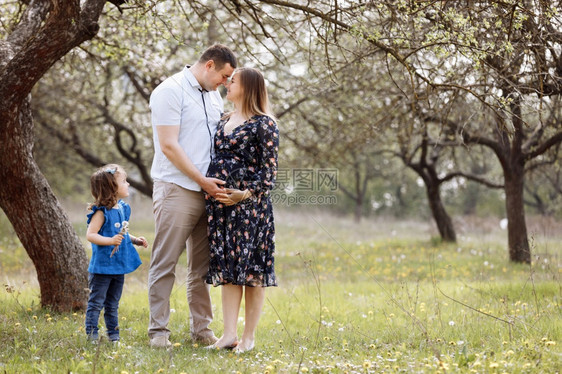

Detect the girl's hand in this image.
[111,234,124,246]
[134,236,149,248]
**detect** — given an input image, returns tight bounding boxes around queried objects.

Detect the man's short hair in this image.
[199,44,237,70]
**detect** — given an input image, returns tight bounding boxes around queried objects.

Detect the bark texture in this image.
[0,0,107,311]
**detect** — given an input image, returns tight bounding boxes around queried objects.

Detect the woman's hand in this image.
[215,188,252,206]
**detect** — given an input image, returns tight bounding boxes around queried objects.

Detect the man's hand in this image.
[200,177,226,198]
[215,188,252,206]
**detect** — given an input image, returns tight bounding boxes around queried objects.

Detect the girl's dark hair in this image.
[90,164,121,209]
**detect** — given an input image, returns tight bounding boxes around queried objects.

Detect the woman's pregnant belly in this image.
[207,155,257,190]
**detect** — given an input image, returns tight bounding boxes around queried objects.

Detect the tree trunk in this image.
[504,166,531,263]
[354,196,363,223]
[0,0,107,311]
[0,99,89,312]
[408,154,457,243]
[425,182,457,242]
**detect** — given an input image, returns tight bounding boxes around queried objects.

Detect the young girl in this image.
[85,164,148,343]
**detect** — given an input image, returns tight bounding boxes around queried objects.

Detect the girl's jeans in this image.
[85,273,124,341]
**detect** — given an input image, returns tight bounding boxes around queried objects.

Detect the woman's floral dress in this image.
[205,114,279,287]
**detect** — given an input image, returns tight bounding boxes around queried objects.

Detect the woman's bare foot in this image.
[205,335,238,350]
[234,339,255,353]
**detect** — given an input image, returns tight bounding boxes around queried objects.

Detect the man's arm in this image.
[156,125,225,197]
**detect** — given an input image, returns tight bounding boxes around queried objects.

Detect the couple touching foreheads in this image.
[148,44,279,353]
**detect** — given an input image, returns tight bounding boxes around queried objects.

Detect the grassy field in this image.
[0,201,561,373]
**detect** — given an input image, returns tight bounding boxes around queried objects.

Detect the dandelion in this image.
[545,341,556,346]
[192,343,198,348]
[448,341,456,346]
[120,371,128,374]
[363,360,372,369]
[173,343,181,347]
[121,317,127,321]
[439,361,449,370]
[489,362,499,368]
[301,367,309,373]
[505,350,514,356]
[32,315,37,320]
[15,322,20,327]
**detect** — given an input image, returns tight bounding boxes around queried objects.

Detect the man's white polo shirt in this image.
[150,66,224,191]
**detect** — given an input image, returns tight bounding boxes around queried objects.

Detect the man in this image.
[148,44,237,348]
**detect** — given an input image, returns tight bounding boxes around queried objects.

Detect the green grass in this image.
[0,207,561,373]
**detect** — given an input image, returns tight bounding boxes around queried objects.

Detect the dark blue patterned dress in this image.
[205,114,279,287]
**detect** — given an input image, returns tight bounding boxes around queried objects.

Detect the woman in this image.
[205,67,279,353]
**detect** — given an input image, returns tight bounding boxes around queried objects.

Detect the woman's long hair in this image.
[236,67,275,120]
[89,164,122,209]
